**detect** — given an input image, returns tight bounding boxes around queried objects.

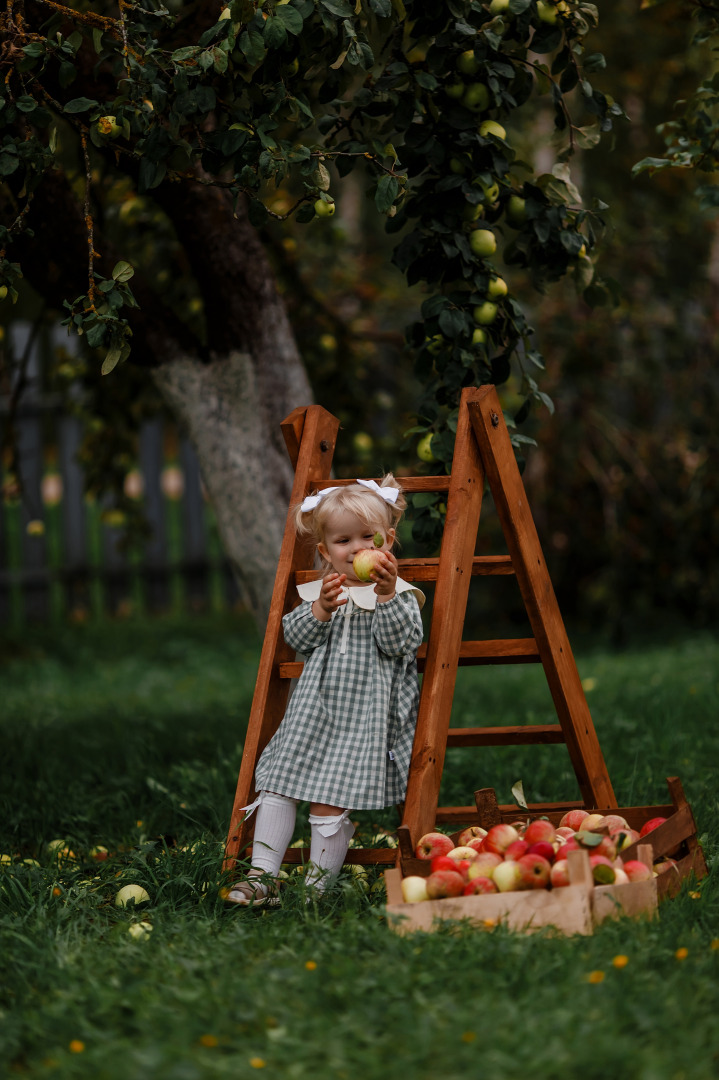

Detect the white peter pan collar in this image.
[297,576,425,611]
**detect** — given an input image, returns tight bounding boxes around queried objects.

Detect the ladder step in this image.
[294,554,515,585]
[447,724,565,747]
[315,477,451,494]
[278,637,541,679]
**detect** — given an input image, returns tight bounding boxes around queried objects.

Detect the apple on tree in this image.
[468,229,497,258]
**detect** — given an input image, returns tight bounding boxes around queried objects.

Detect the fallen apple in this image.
[115,884,151,908]
[415,832,454,860]
[401,875,429,903]
[90,845,109,862]
[128,921,153,940]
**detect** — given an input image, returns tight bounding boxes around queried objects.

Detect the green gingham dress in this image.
[254,579,425,809]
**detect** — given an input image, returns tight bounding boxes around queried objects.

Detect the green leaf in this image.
[275,5,304,33]
[320,0,353,14]
[575,830,603,847]
[263,15,287,48]
[64,97,99,113]
[101,346,122,376]
[92,28,104,54]
[112,261,134,283]
[375,174,399,213]
[511,780,528,810]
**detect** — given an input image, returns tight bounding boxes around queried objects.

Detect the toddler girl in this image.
[227,475,425,905]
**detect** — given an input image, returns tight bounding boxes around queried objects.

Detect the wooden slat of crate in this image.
[592,844,657,924]
[384,849,594,937]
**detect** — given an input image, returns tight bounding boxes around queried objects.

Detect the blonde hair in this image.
[294,474,406,573]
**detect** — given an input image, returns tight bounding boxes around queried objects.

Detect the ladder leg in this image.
[224,406,340,872]
[468,387,616,810]
[401,388,487,847]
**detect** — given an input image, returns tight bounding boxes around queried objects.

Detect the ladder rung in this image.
[278,638,540,679]
[294,555,516,585]
[447,724,564,747]
[314,477,451,493]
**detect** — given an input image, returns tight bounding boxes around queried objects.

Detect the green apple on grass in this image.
[115,884,151,908]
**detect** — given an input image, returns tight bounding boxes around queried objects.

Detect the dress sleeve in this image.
[283,601,332,654]
[372,592,424,658]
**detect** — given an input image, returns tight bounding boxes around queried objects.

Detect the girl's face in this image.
[317,510,395,584]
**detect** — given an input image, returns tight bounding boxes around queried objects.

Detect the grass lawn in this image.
[0,615,717,1079]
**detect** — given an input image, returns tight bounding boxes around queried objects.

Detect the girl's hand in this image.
[371,551,398,601]
[313,572,347,621]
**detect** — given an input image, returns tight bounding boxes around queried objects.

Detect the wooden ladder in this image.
[224,385,616,874]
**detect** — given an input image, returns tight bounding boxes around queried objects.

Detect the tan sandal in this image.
[225,876,281,907]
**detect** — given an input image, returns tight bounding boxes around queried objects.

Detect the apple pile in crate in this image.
[401,811,666,904]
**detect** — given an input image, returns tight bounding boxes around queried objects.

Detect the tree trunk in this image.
[152,350,301,626]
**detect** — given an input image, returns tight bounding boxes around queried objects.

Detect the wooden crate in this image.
[384,849,594,936]
[592,843,658,925]
[471,777,707,902]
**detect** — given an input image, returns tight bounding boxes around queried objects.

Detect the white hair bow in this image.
[299,479,399,513]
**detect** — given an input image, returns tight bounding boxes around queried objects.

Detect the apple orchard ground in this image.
[0,615,717,1078]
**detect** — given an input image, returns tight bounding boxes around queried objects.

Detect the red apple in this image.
[401,876,429,903]
[425,869,465,899]
[595,814,629,833]
[550,859,570,888]
[591,835,617,861]
[456,826,487,846]
[652,856,678,877]
[580,813,606,832]
[559,836,580,857]
[466,837,486,854]
[589,854,616,884]
[415,832,454,860]
[516,853,552,889]
[482,824,520,856]
[623,860,653,882]
[467,851,503,881]
[523,819,557,846]
[526,841,555,863]
[639,816,667,838]
[353,548,385,581]
[556,826,576,840]
[430,855,458,874]
[463,876,497,895]
[493,860,522,892]
[504,840,529,861]
[559,809,589,831]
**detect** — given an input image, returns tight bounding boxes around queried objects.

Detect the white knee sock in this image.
[305,811,355,892]
[249,792,298,877]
